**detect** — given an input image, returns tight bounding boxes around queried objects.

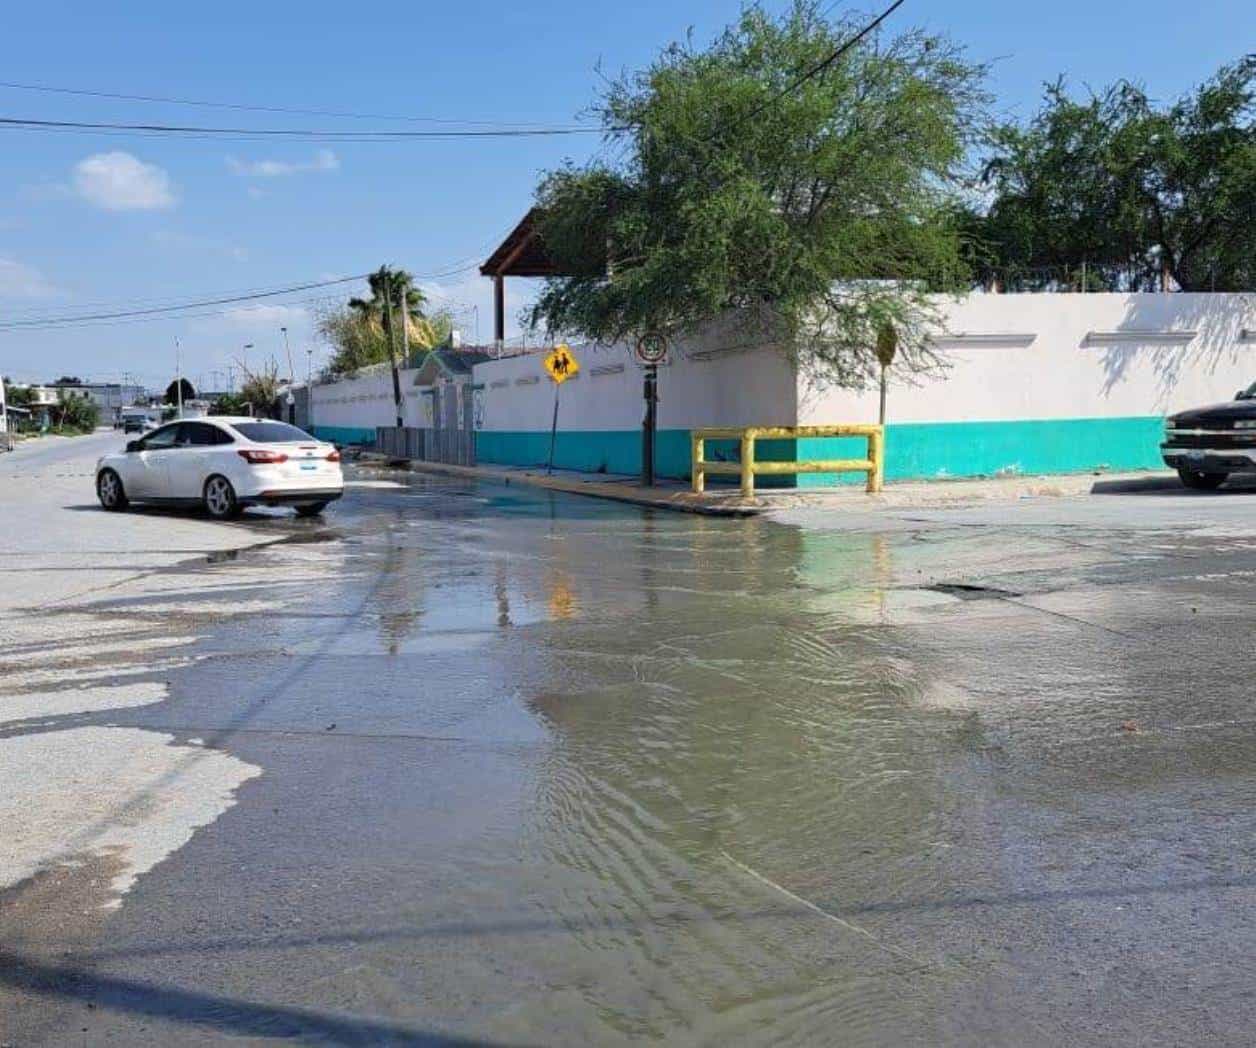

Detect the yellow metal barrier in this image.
[691,425,884,497]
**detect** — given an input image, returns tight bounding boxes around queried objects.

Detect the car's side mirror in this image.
[1237,391,1246,400]
[126,440,141,452]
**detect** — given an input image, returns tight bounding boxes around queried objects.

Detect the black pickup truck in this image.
[1162,380,1256,489]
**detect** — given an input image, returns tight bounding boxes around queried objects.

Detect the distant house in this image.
[48,382,146,425]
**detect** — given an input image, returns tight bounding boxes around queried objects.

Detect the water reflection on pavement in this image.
[10,464,1256,1046]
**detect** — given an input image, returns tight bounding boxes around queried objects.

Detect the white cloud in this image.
[0,256,57,298]
[226,149,339,178]
[246,186,266,200]
[73,152,177,211]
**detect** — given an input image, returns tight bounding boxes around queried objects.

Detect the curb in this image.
[358,454,764,516]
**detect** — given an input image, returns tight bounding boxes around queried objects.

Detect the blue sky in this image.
[0,0,1251,391]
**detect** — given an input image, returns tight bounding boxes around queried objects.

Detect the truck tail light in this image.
[326,449,341,462]
[238,448,288,464]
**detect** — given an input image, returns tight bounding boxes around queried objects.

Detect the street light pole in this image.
[281,326,294,385]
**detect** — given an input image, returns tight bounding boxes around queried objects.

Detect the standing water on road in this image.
[7,450,1256,1046]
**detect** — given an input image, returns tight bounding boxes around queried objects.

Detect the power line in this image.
[0,259,491,331]
[0,275,368,330]
[5,259,483,323]
[0,80,595,129]
[0,293,347,332]
[0,116,602,140]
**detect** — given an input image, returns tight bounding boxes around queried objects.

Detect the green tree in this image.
[53,394,100,433]
[3,380,33,408]
[974,58,1256,291]
[528,2,987,388]
[349,266,425,334]
[320,267,452,377]
[237,357,282,415]
[164,378,196,405]
[210,391,249,415]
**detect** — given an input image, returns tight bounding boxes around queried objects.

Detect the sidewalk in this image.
[360,452,1183,515]
[361,455,763,515]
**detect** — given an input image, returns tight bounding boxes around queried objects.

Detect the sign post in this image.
[542,344,579,474]
[636,334,667,486]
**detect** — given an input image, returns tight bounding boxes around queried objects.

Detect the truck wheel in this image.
[1177,468,1228,491]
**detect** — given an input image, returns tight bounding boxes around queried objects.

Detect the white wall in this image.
[312,294,1256,445]
[475,333,797,435]
[799,292,1256,425]
[310,363,428,431]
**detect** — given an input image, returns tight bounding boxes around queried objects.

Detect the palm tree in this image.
[351,265,430,426]
[349,266,427,339]
[349,266,448,362]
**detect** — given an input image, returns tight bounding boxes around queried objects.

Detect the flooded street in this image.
[5,436,1256,1045]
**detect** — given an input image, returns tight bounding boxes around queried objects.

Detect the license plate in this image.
[300,463,317,471]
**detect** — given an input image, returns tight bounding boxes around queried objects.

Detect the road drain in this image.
[925,582,1022,601]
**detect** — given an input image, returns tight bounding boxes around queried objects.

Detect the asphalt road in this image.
[3,432,1256,1046]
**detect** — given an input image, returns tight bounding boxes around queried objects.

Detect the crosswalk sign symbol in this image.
[543,344,579,384]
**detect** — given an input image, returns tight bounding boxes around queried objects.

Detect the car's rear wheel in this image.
[97,469,129,511]
[294,501,329,518]
[203,475,241,519]
[1177,468,1228,491]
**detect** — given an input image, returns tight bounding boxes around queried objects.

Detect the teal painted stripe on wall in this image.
[476,429,691,478]
[796,415,1165,486]
[476,430,800,484]
[312,425,376,445]
[479,416,1166,486]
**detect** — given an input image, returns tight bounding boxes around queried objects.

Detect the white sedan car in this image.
[96,417,344,520]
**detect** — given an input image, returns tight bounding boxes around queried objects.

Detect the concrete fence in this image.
[310,293,1256,484]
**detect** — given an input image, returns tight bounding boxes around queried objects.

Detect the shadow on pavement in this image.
[1091,475,1256,496]
[0,950,497,1047]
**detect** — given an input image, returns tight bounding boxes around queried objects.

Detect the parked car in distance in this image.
[121,408,158,434]
[96,417,343,519]
[1162,381,1256,490]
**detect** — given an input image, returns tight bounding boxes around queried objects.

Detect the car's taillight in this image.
[326,449,341,462]
[238,448,288,464]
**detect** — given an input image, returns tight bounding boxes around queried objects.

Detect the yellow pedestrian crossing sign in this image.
[543,344,579,384]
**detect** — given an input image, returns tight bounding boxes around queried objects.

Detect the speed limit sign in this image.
[636,333,668,365]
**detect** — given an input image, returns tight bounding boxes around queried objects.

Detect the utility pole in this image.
[281,326,294,385]
[306,347,313,387]
[382,267,404,428]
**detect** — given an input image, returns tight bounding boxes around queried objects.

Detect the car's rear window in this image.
[232,422,316,443]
